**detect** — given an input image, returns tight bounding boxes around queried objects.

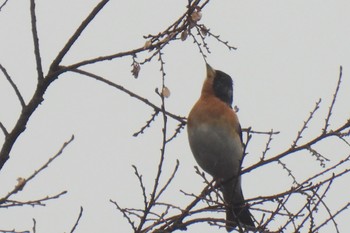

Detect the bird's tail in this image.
[222,178,255,232]
[226,203,255,232]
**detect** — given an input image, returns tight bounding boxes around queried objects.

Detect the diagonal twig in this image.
[0,0,9,12]
[0,135,74,204]
[69,206,84,233]
[70,68,186,124]
[0,63,25,107]
[0,122,8,137]
[49,0,110,72]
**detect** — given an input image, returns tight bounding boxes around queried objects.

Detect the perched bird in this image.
[187,64,255,231]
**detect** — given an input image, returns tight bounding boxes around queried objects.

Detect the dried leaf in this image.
[15,177,26,192]
[162,86,171,98]
[191,10,202,23]
[131,63,140,78]
[181,30,188,41]
[200,25,208,36]
[143,40,152,49]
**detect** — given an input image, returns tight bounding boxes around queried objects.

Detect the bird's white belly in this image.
[188,123,243,180]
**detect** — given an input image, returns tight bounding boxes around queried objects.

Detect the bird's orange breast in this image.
[188,95,241,139]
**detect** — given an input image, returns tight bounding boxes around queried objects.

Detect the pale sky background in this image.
[0,0,350,232]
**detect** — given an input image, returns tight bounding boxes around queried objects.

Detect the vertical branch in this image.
[261,129,274,161]
[155,50,168,195]
[30,0,44,80]
[32,218,37,233]
[323,66,343,133]
[136,51,168,232]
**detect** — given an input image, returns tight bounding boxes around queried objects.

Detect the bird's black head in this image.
[213,70,233,107]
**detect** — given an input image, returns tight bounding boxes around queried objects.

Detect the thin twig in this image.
[1,190,67,208]
[260,129,274,161]
[132,165,148,210]
[110,199,137,231]
[0,122,8,137]
[32,218,36,233]
[136,51,169,232]
[133,110,160,137]
[70,68,186,124]
[313,202,350,232]
[154,181,215,232]
[243,119,350,175]
[291,98,321,148]
[49,0,110,72]
[323,66,343,133]
[155,159,180,201]
[0,0,9,12]
[166,122,186,143]
[69,206,83,233]
[0,135,74,203]
[0,63,25,107]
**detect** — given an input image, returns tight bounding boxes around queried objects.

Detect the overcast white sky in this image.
[0,0,350,232]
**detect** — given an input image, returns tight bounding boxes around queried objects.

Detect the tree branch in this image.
[0,122,8,137]
[69,68,186,124]
[0,63,25,107]
[323,66,343,133]
[0,0,9,12]
[0,135,74,203]
[49,0,110,72]
[69,206,83,233]
[30,0,44,80]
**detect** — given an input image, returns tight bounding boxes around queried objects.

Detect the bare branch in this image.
[0,122,8,137]
[198,24,237,50]
[0,63,25,107]
[135,52,169,232]
[0,76,55,171]
[243,128,280,135]
[49,0,110,72]
[314,202,350,232]
[260,129,274,161]
[323,66,343,133]
[133,110,160,137]
[110,199,137,231]
[1,190,67,208]
[132,165,148,210]
[0,0,9,12]
[0,230,29,233]
[70,68,186,124]
[243,119,350,175]
[0,135,74,203]
[69,206,83,233]
[32,218,36,233]
[277,159,298,185]
[291,98,321,148]
[166,122,186,143]
[154,159,180,201]
[30,0,44,80]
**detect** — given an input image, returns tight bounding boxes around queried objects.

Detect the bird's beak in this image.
[206,63,216,79]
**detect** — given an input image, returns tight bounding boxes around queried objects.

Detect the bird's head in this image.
[202,63,233,107]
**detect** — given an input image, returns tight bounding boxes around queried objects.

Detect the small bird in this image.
[187,64,255,231]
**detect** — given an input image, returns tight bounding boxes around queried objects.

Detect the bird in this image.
[187,63,255,231]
